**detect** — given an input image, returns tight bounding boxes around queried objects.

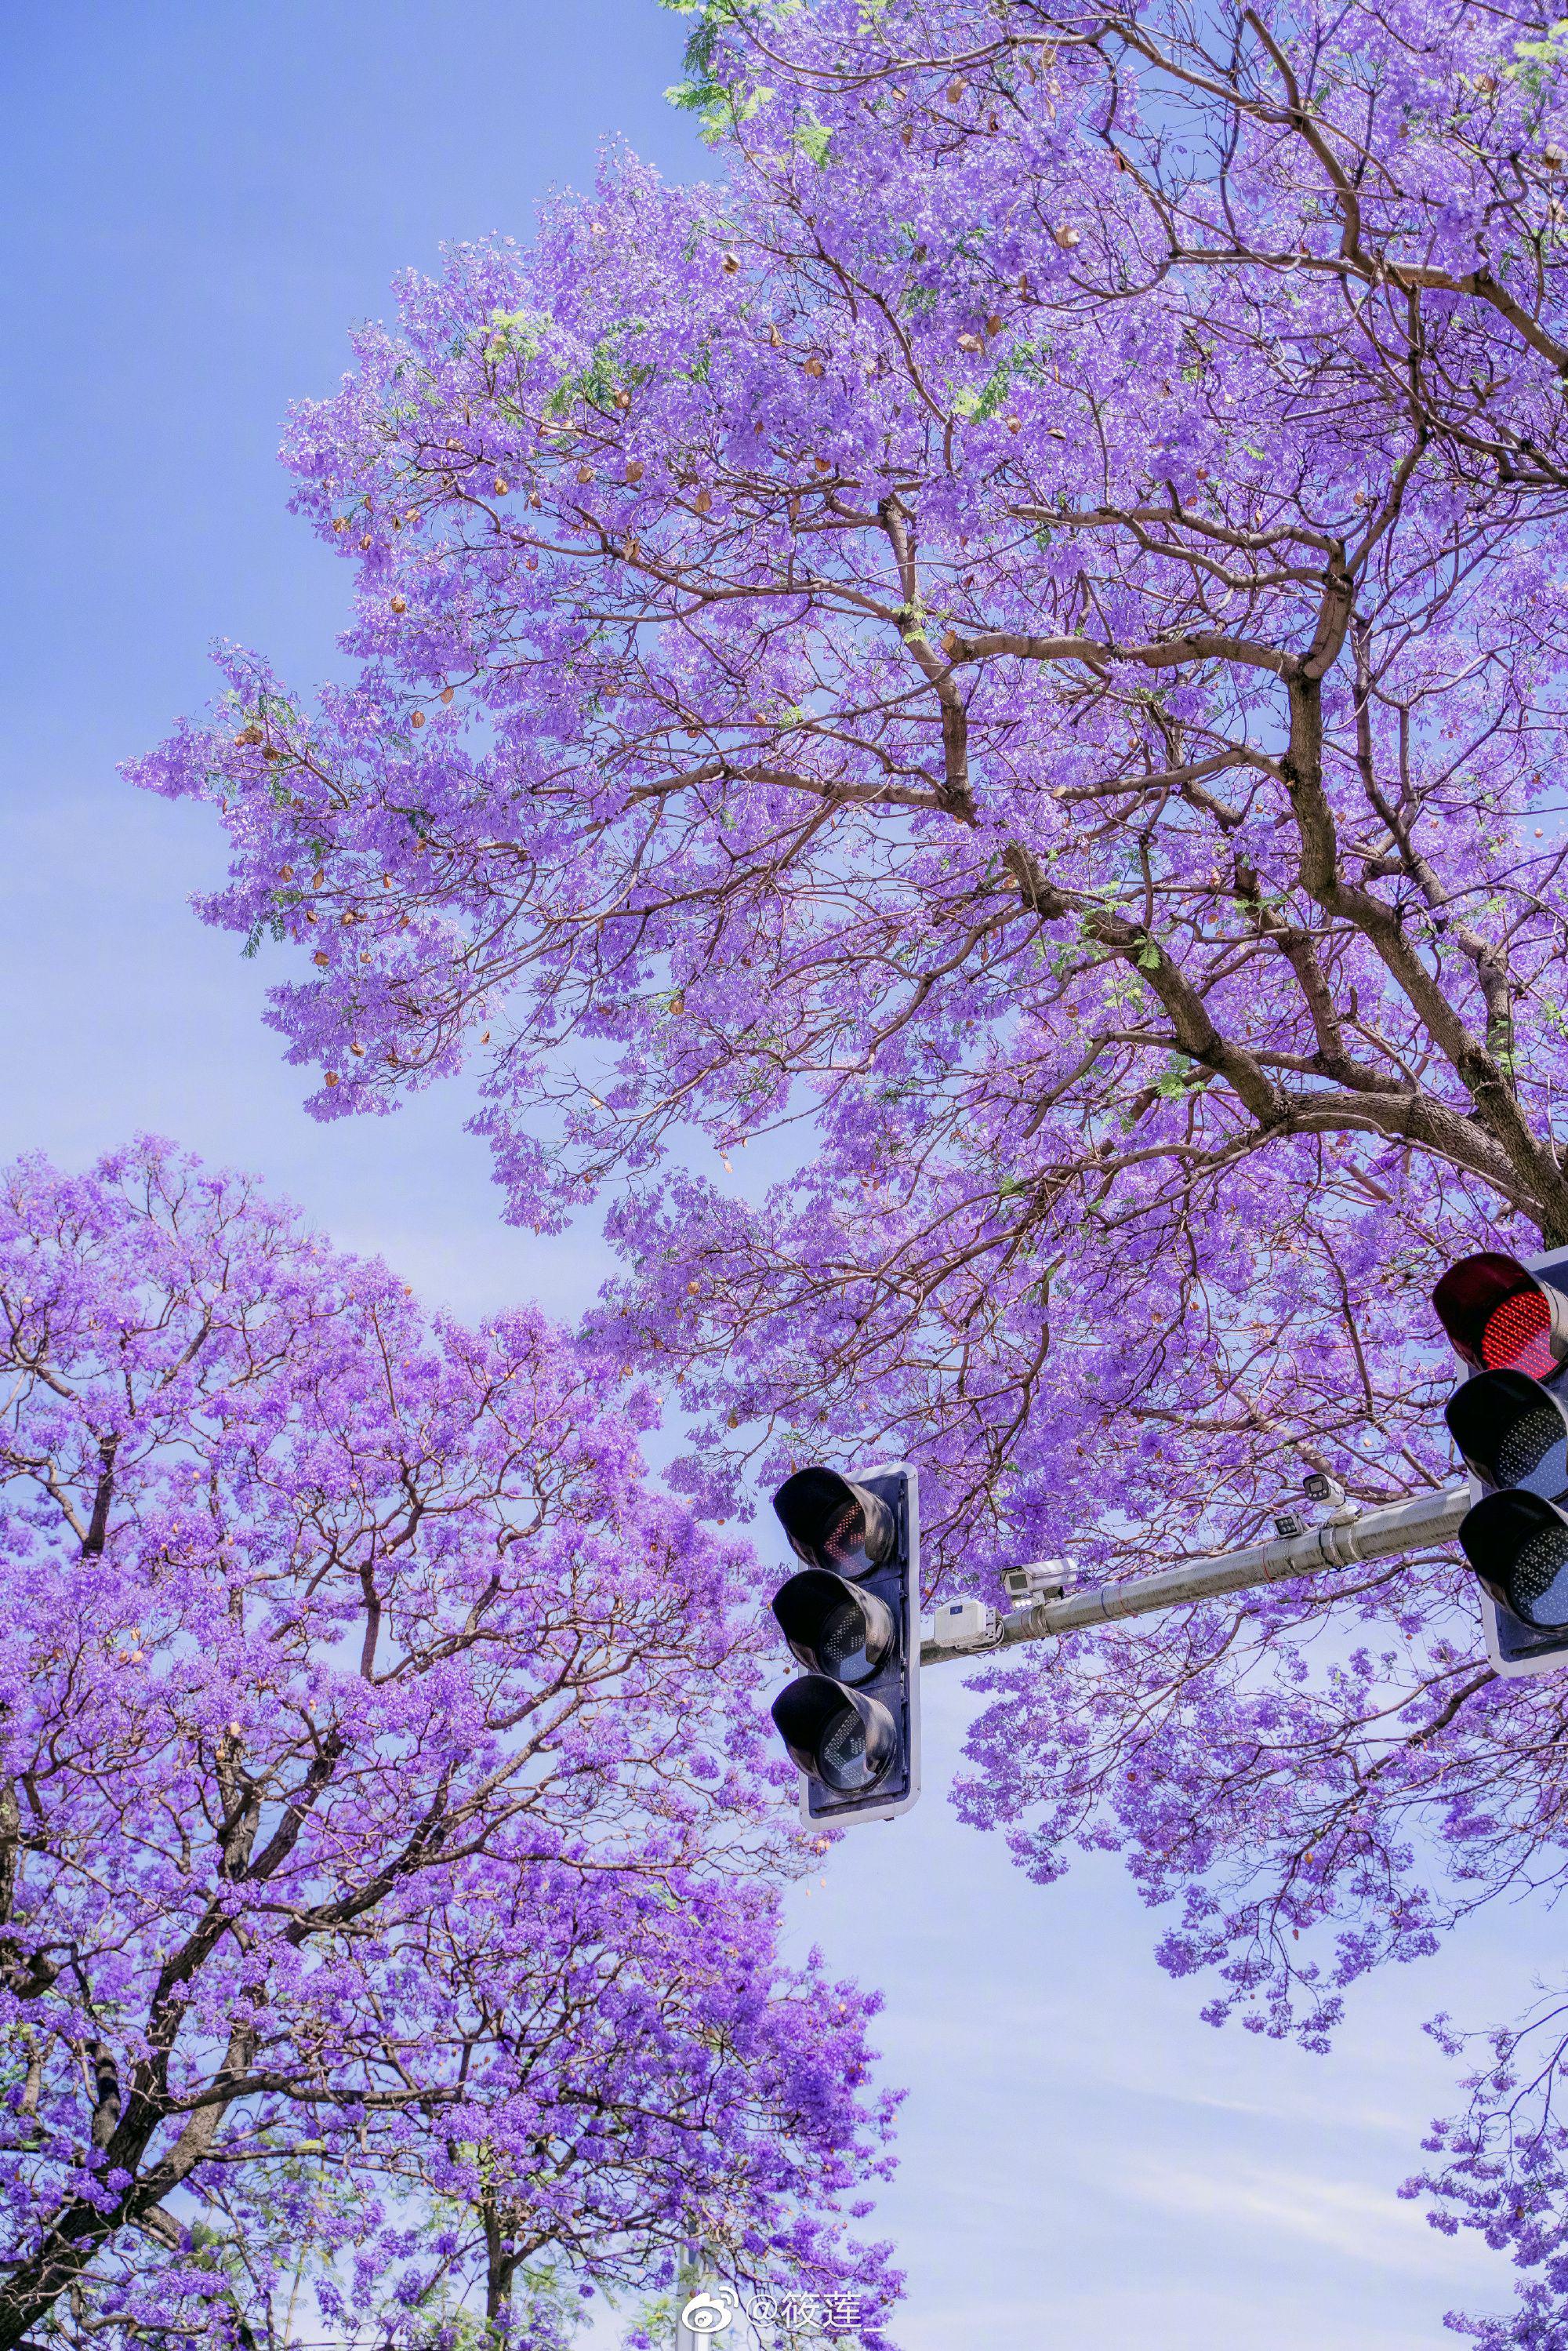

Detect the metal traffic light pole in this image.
[919,1482,1470,1669]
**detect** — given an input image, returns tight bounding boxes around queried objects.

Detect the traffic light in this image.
[1434,1247,1568,1674]
[768,1462,920,1825]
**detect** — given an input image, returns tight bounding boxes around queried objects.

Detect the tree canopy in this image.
[135,2,1568,2336]
[0,1139,893,2351]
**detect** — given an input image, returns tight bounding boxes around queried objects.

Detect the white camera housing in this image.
[1000,1557,1076,1605]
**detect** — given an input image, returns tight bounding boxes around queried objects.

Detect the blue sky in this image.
[0,6,1543,2342]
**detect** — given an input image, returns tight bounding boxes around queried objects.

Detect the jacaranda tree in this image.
[134,0,1568,2335]
[0,1138,895,2351]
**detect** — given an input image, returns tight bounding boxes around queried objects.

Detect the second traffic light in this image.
[1434,1247,1568,1673]
[768,1462,920,1826]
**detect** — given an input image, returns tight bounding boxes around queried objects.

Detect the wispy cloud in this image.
[1120,2151,1491,2277]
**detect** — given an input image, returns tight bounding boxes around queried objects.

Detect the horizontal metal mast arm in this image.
[920,1485,1470,1668]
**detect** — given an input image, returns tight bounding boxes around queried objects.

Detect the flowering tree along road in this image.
[0,1141,892,2350]
[136,0,1568,2335]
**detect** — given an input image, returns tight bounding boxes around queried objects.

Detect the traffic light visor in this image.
[1460,1488,1568,1630]
[771,1568,897,1685]
[770,1676,898,1793]
[1446,1369,1568,1500]
[1432,1252,1567,1378]
[772,1466,896,1577]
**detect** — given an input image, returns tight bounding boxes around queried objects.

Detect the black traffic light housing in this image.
[1436,1246,1568,1673]
[768,1462,920,1825]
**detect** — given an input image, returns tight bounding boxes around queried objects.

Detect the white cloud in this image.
[1119,2151,1491,2278]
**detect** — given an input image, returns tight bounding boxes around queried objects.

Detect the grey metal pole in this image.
[920,1484,1469,1667]
[677,2242,701,2351]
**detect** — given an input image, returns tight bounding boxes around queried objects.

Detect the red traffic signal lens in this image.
[772,1466,896,1577]
[1483,1289,1554,1375]
[1432,1252,1566,1378]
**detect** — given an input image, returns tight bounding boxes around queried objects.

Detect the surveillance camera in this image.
[1000,1557,1076,1606]
[1299,1470,1359,1524]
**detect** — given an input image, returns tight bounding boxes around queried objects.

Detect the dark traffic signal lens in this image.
[771,1568,895,1685]
[770,1676,898,1791]
[1512,1517,1568,1626]
[818,1704,873,1791]
[1459,1490,1568,1630]
[819,1598,869,1673]
[1446,1369,1568,1500]
[1497,1401,1568,1494]
[1433,1252,1567,1379]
